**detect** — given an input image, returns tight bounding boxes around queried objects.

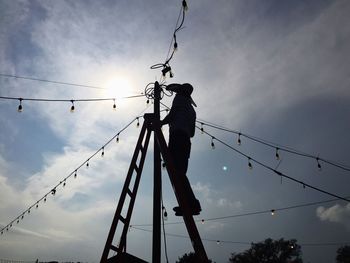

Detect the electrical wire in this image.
[161,196,169,263]
[150,0,188,79]
[159,103,349,201]
[164,1,186,66]
[164,5,183,64]
[0,73,107,90]
[0,94,145,112]
[0,94,145,102]
[198,120,350,172]
[131,195,350,227]
[129,226,350,248]
[199,127,350,202]
[0,106,152,236]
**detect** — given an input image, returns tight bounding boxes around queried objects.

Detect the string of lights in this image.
[131,195,350,227]
[129,225,350,248]
[0,110,151,236]
[160,104,348,200]
[198,126,350,202]
[160,102,349,176]
[150,0,188,79]
[0,73,107,90]
[197,120,350,172]
[0,94,145,112]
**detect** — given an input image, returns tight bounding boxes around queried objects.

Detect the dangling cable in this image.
[161,192,169,263]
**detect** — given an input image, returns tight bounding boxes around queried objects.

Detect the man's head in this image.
[166,83,193,95]
[181,83,193,96]
[166,83,197,107]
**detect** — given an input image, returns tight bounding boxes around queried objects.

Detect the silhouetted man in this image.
[161,83,201,216]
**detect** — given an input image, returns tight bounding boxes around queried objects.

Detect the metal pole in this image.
[152,81,162,263]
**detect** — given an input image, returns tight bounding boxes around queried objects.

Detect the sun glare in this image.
[103,77,134,99]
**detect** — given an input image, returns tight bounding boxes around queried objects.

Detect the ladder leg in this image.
[118,127,152,252]
[154,128,209,262]
[100,120,151,263]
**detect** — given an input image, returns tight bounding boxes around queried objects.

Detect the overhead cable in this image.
[198,120,350,172]
[129,226,350,248]
[0,73,107,90]
[131,195,350,227]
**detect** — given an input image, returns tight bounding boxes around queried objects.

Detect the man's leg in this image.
[169,131,201,216]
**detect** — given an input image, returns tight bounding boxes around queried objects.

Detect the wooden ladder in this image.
[100,113,209,263]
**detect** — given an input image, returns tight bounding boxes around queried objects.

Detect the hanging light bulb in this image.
[271,209,275,216]
[21,214,24,220]
[162,162,166,170]
[63,180,66,187]
[200,123,204,134]
[162,206,168,220]
[1,231,3,235]
[146,99,150,104]
[136,117,140,128]
[17,219,19,224]
[113,99,116,110]
[18,98,23,112]
[116,134,120,143]
[28,209,30,214]
[216,240,220,245]
[74,170,77,178]
[86,160,89,168]
[275,148,280,160]
[101,147,105,157]
[248,158,253,170]
[70,100,75,112]
[51,188,56,195]
[201,219,205,224]
[44,196,47,202]
[237,133,241,145]
[174,42,178,52]
[211,137,215,149]
[182,0,188,11]
[316,157,322,171]
[36,202,39,209]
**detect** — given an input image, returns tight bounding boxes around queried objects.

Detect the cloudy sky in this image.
[1,0,350,262]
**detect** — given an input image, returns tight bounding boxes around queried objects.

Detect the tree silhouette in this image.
[229,238,302,263]
[176,252,213,263]
[336,245,350,263]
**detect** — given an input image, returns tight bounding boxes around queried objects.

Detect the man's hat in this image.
[166,83,197,107]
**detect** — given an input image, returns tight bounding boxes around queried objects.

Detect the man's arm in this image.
[161,96,178,126]
[161,108,174,125]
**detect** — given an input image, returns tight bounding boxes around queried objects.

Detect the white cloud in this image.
[217,198,242,209]
[316,203,350,230]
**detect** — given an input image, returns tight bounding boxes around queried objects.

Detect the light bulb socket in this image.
[70,100,75,112]
[18,98,23,112]
[182,0,188,11]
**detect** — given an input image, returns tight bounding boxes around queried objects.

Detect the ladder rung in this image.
[119,215,126,224]
[134,164,139,173]
[127,189,133,197]
[110,244,118,252]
